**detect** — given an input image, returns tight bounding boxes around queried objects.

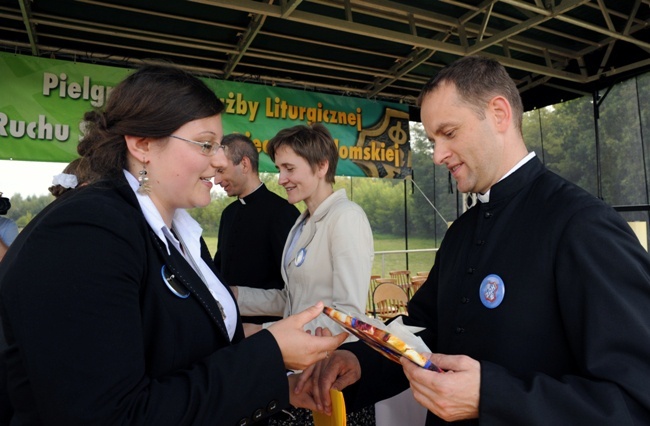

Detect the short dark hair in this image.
[221,133,259,173]
[78,64,225,178]
[418,55,524,135]
[267,123,338,184]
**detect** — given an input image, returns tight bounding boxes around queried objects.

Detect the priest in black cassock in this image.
[299,55,650,425]
[213,133,300,324]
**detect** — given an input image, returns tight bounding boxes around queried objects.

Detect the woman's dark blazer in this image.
[0,175,288,425]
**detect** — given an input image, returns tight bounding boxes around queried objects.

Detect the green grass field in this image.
[372,235,437,277]
[203,234,437,279]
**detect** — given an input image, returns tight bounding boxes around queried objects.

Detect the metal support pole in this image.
[593,91,603,200]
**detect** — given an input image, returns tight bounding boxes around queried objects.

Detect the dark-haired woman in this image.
[0,64,345,425]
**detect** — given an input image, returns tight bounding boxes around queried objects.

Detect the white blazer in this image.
[237,189,374,336]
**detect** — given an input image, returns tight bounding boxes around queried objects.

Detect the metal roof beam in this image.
[191,0,588,82]
[477,2,495,42]
[17,0,38,55]
[596,41,617,78]
[75,0,413,65]
[306,0,597,69]
[191,0,460,54]
[575,19,650,62]
[280,0,304,18]
[470,0,588,54]
[29,14,234,53]
[585,0,646,28]
[15,8,427,94]
[365,27,457,97]
[224,12,266,78]
[338,0,595,55]
[585,58,650,83]
[442,0,599,52]
[344,0,352,21]
[623,0,643,35]
[517,74,553,95]
[542,82,590,98]
[457,0,498,25]
[595,0,616,32]
[339,0,650,67]
[366,44,437,98]
[556,17,650,50]
[620,0,650,56]
[342,0,592,67]
[76,0,241,31]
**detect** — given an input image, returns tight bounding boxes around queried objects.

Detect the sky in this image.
[0,159,68,198]
[0,159,229,199]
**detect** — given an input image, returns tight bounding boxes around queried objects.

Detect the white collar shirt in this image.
[123,170,236,339]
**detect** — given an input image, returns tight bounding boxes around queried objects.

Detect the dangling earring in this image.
[137,159,151,195]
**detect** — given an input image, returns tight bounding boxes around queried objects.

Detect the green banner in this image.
[0,52,411,178]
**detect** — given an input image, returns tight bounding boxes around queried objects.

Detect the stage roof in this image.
[1,0,649,117]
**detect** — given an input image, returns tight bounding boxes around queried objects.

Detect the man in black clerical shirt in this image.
[298,55,650,426]
[213,134,300,324]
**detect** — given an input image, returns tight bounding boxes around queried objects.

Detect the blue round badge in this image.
[479,274,505,309]
[295,248,307,267]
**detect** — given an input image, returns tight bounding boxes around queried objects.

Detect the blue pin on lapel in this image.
[295,248,307,266]
[479,274,505,309]
[161,265,190,299]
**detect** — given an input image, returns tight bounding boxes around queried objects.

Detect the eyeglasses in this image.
[170,135,223,156]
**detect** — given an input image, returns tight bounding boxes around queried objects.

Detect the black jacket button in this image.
[253,409,264,420]
[267,400,279,413]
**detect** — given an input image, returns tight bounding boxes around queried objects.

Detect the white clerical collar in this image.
[477,152,536,203]
[238,182,264,205]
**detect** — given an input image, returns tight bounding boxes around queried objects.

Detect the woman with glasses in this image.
[0,64,345,425]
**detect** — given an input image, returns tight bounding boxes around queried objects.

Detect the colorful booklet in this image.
[322,306,442,372]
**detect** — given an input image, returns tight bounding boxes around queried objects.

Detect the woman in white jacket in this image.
[233,123,375,425]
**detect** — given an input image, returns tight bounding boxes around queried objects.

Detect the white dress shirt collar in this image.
[123,170,237,339]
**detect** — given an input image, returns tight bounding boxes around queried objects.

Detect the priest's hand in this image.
[293,327,361,415]
[401,353,480,422]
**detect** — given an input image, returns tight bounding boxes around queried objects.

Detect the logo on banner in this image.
[351,108,411,179]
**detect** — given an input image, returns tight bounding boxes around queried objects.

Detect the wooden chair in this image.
[408,275,427,299]
[372,282,408,321]
[416,271,430,277]
[388,270,411,292]
[374,277,403,297]
[375,277,397,286]
[366,275,381,316]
